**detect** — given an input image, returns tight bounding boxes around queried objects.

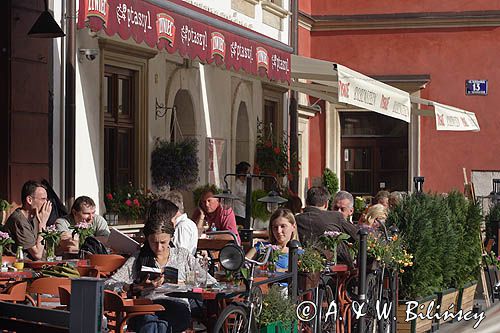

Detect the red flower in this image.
[133,199,140,207]
[106,193,113,200]
[125,199,132,207]
[273,147,280,155]
[265,141,272,148]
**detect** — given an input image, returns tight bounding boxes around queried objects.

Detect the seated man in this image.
[3,180,53,260]
[192,188,240,242]
[295,186,358,265]
[165,190,198,256]
[333,190,355,223]
[55,196,110,252]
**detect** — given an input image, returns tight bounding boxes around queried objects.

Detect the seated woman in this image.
[246,208,299,271]
[192,188,240,242]
[105,199,216,332]
[359,203,388,233]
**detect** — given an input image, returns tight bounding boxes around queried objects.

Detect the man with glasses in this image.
[3,180,52,260]
[333,190,355,222]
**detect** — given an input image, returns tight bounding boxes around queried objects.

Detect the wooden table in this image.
[0,270,35,280]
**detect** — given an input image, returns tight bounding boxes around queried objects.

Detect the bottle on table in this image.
[14,246,24,270]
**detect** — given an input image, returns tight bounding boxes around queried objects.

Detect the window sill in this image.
[261,1,290,18]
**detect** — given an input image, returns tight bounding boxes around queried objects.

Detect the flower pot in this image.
[104,212,119,226]
[397,295,438,333]
[260,321,297,333]
[435,287,459,326]
[298,272,321,291]
[456,281,478,313]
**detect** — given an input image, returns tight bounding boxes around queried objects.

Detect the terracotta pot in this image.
[298,272,321,291]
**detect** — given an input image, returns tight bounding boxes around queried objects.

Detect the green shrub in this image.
[258,285,296,327]
[251,189,271,221]
[486,203,500,243]
[388,191,483,299]
[322,168,339,209]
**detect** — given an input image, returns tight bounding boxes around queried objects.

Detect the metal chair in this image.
[88,254,126,278]
[0,281,27,303]
[26,277,71,308]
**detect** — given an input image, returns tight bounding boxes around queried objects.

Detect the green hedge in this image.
[388,191,482,299]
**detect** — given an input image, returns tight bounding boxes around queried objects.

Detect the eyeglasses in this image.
[333,206,351,213]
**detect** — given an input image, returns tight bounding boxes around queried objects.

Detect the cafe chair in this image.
[104,290,165,333]
[88,254,126,277]
[58,285,71,310]
[26,276,71,308]
[0,281,27,303]
[76,265,100,277]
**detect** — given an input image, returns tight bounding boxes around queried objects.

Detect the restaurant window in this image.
[340,112,408,196]
[104,65,137,191]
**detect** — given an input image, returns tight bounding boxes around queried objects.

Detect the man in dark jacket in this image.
[295,186,359,265]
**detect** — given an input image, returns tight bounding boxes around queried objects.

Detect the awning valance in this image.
[78,0,291,82]
[290,55,480,131]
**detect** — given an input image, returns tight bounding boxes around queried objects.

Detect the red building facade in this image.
[299,1,500,193]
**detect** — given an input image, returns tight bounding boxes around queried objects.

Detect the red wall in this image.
[311,1,500,15]
[308,26,500,192]
[308,101,326,186]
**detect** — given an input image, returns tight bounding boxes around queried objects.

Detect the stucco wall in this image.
[73,30,266,213]
[310,1,500,15]
[307,26,500,192]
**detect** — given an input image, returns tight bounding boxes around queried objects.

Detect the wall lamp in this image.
[413,176,425,194]
[28,0,65,38]
[155,98,176,120]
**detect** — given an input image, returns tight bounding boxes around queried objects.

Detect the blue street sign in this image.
[466,80,488,95]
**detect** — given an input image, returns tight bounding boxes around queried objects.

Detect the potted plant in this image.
[254,120,300,185]
[297,246,324,291]
[0,199,10,225]
[258,285,297,333]
[70,222,95,248]
[319,231,350,265]
[0,231,14,266]
[105,183,158,224]
[39,225,63,261]
[151,137,199,191]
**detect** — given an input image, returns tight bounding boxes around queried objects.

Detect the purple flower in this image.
[46,225,58,233]
[324,231,342,237]
[0,231,10,240]
[75,222,92,229]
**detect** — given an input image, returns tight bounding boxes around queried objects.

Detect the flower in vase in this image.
[71,222,95,247]
[39,225,63,261]
[0,231,14,247]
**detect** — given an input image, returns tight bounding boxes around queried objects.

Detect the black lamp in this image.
[413,176,425,194]
[213,188,241,211]
[258,190,288,213]
[28,0,65,38]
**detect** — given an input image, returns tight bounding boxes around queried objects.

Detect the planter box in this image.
[435,288,459,326]
[397,295,437,333]
[260,321,297,333]
[298,272,320,291]
[457,281,478,313]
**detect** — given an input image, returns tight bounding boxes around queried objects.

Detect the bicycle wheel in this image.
[318,277,336,333]
[213,304,254,333]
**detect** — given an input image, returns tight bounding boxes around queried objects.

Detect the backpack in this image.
[138,315,171,333]
[79,236,109,256]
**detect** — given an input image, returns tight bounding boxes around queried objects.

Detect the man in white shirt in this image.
[166,190,198,255]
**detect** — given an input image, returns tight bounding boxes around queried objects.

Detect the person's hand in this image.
[36,200,52,228]
[144,274,164,288]
[131,274,164,295]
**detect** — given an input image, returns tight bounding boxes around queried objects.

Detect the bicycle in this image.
[209,231,299,333]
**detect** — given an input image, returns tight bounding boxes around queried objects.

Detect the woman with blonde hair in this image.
[361,203,387,230]
[246,208,299,271]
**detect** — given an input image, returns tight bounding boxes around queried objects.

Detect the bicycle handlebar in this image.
[205,230,240,245]
[245,246,272,267]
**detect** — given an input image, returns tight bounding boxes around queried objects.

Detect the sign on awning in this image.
[78,0,290,82]
[433,102,480,131]
[336,65,411,123]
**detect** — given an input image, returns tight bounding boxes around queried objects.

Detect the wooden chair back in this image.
[58,285,71,310]
[0,281,27,303]
[88,254,126,277]
[27,277,71,308]
[104,290,164,333]
[76,265,100,277]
